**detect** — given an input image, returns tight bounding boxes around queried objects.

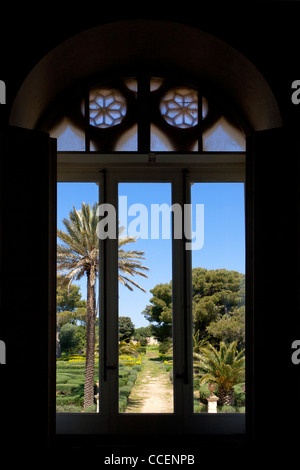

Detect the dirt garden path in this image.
[125,349,173,413]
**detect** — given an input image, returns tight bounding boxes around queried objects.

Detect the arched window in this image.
[8,19,282,443]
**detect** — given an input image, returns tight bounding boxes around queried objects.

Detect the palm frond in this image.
[118,274,147,292]
[57,202,149,293]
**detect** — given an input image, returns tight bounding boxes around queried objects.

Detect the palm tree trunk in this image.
[84,271,96,409]
[218,387,235,406]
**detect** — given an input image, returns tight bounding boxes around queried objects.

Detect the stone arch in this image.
[9,19,282,133]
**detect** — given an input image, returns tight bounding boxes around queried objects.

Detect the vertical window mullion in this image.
[182,171,194,417]
[198,93,203,152]
[137,77,151,153]
[171,174,183,417]
[103,171,119,425]
[172,172,193,422]
[99,172,106,383]
[85,90,91,152]
[98,170,111,430]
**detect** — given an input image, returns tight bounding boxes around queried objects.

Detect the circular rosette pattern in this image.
[160,87,198,128]
[89,88,127,128]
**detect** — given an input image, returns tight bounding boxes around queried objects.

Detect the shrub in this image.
[193,375,201,391]
[56,384,80,395]
[119,386,132,398]
[83,404,97,413]
[218,405,237,413]
[56,404,82,413]
[119,378,127,388]
[119,395,128,413]
[126,380,135,388]
[193,398,207,413]
[233,384,246,407]
[118,368,131,378]
[128,370,137,381]
[56,394,83,406]
[56,373,74,384]
[199,383,211,404]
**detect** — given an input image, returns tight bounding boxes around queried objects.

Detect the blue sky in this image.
[57,182,245,328]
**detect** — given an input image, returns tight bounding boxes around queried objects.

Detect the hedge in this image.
[56,357,141,412]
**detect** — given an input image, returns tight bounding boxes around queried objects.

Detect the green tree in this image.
[206,306,245,348]
[142,282,172,343]
[192,268,245,345]
[57,280,87,313]
[56,281,87,357]
[198,341,245,406]
[59,323,82,355]
[57,202,149,409]
[143,268,245,346]
[134,326,153,345]
[119,316,135,342]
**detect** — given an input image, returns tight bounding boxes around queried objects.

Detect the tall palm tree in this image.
[57,202,149,409]
[198,341,245,406]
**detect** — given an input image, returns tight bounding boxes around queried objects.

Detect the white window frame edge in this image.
[56,151,246,436]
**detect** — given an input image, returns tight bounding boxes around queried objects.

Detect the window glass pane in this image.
[150,123,199,151]
[115,124,138,151]
[203,116,245,151]
[150,77,164,91]
[191,183,245,415]
[202,97,209,119]
[118,183,174,413]
[124,78,138,93]
[150,124,173,151]
[56,182,100,413]
[51,118,85,151]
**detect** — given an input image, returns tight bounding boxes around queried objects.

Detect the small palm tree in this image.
[198,341,245,406]
[193,330,209,358]
[192,330,209,375]
[57,202,149,409]
[119,340,140,357]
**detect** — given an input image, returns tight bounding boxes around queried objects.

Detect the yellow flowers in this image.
[57,353,101,363]
[119,354,143,366]
[58,353,141,366]
[68,355,85,362]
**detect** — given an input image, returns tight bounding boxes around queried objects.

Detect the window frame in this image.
[56,151,246,436]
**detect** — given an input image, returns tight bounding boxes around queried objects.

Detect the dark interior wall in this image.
[0,127,56,453]
[0,1,299,461]
[1,2,300,129]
